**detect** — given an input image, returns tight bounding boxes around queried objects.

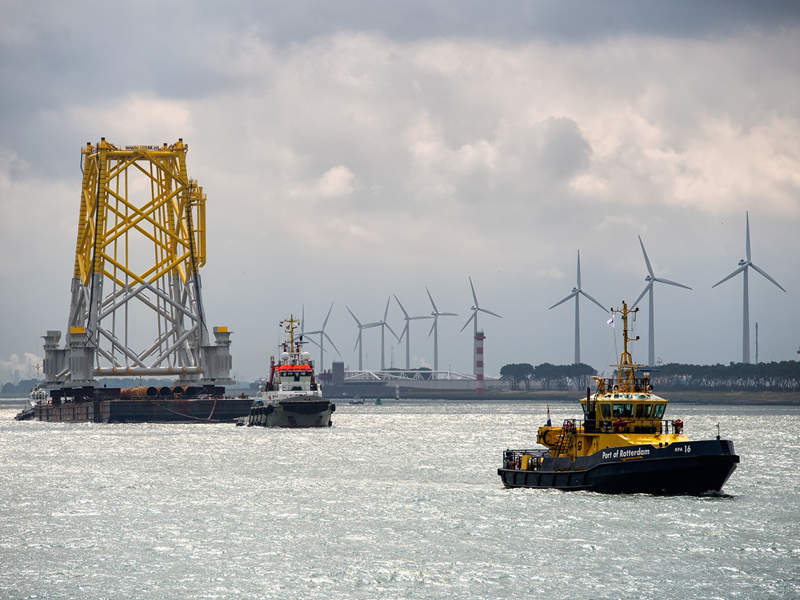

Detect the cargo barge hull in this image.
[34,398,253,423]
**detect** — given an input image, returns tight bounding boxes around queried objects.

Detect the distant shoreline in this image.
[2,390,798,408]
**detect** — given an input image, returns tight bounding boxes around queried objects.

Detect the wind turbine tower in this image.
[303,302,341,372]
[548,250,607,364]
[459,277,502,391]
[425,287,457,379]
[631,236,692,366]
[394,295,432,371]
[712,211,785,363]
[346,306,377,370]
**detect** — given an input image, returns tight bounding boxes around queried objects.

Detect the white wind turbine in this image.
[631,236,692,366]
[375,297,401,370]
[712,211,785,363]
[459,276,502,339]
[346,306,379,371]
[302,302,341,372]
[394,294,433,371]
[548,250,608,365]
[426,286,457,379]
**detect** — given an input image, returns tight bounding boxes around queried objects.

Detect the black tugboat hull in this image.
[498,440,739,495]
[245,400,335,428]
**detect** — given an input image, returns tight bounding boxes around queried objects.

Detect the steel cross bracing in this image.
[43,139,233,389]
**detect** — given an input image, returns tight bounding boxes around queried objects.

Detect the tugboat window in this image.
[601,404,611,418]
[612,404,633,418]
[635,404,652,418]
[653,404,666,419]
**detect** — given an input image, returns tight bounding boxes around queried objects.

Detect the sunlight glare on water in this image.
[0,402,798,599]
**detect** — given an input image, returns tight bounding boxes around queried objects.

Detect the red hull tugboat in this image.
[241,315,335,428]
[498,301,739,495]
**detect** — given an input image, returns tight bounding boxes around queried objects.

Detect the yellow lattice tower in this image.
[44,138,232,390]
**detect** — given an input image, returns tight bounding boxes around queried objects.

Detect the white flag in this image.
[606,316,615,328]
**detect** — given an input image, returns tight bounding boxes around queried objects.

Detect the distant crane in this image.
[712,211,785,363]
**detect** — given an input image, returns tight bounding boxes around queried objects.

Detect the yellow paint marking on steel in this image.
[73,138,206,289]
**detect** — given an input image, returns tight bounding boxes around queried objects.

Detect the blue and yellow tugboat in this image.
[498,301,739,494]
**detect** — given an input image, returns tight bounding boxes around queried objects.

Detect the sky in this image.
[1,1,799,383]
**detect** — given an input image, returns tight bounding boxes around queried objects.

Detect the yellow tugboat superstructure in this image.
[498,301,739,494]
[536,302,688,463]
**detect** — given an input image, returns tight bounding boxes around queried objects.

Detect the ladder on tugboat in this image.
[551,419,576,458]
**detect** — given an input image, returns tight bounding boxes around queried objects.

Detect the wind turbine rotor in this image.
[578,289,608,312]
[549,291,577,310]
[749,262,786,292]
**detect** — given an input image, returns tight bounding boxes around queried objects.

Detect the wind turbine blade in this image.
[322,301,334,329]
[384,296,391,321]
[579,289,609,312]
[576,250,581,289]
[385,323,401,341]
[638,235,654,277]
[324,332,342,356]
[630,283,651,309]
[549,291,577,310]
[409,315,433,320]
[353,333,360,352]
[362,322,382,329]
[478,307,502,319]
[305,337,320,348]
[750,262,786,292]
[459,311,476,333]
[393,294,408,318]
[468,276,479,307]
[428,319,436,337]
[746,211,751,262]
[653,277,692,291]
[438,312,458,317]
[712,265,745,288]
[301,304,305,334]
[398,322,408,342]
[303,329,322,336]
[345,305,361,326]
[425,286,439,313]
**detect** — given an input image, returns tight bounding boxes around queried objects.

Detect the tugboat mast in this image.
[611,301,640,393]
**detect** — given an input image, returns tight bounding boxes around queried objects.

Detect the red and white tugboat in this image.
[244,315,335,428]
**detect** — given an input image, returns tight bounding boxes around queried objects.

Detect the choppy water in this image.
[0,401,798,599]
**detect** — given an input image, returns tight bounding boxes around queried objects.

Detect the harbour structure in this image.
[498,301,739,494]
[393,294,432,370]
[712,211,785,363]
[548,250,607,364]
[459,277,501,393]
[36,139,247,422]
[425,286,457,380]
[631,236,692,366]
[302,302,341,372]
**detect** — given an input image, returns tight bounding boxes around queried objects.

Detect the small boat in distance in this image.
[241,315,335,428]
[498,301,739,495]
[15,384,48,420]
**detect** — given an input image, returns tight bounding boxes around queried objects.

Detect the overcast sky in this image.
[1,1,799,382]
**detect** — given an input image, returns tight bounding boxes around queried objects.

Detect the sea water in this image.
[0,401,797,599]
